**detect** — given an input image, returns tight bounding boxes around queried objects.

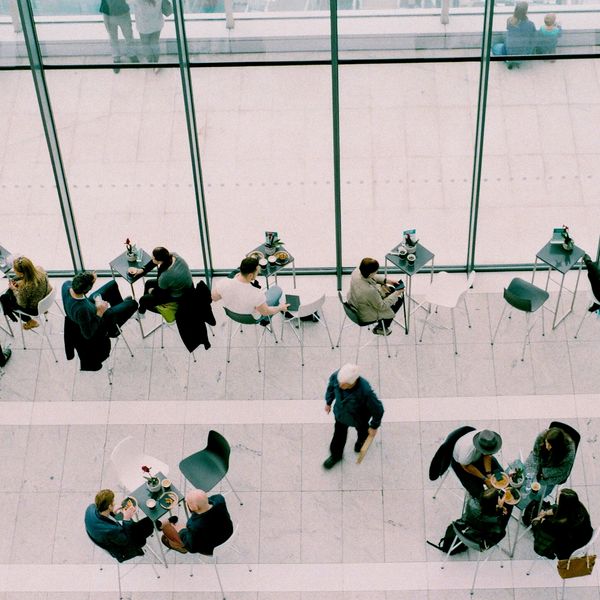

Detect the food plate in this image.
[491,472,509,489]
[121,496,138,511]
[158,491,179,510]
[275,250,289,263]
[246,250,265,261]
[503,488,521,505]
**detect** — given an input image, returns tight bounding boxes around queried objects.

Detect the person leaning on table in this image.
[451,429,503,498]
[84,489,154,562]
[347,257,403,336]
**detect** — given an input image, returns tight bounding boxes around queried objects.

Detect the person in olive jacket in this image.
[323,363,384,469]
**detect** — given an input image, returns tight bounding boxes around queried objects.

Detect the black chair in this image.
[429,425,476,499]
[491,278,549,361]
[179,430,243,506]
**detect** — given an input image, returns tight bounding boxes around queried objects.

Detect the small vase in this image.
[126,252,138,263]
[264,245,276,256]
[510,476,524,489]
[562,241,574,253]
[146,479,161,494]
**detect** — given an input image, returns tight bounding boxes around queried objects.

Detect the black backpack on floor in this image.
[427,523,468,555]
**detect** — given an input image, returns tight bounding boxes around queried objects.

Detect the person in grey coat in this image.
[347,258,403,335]
[323,364,384,469]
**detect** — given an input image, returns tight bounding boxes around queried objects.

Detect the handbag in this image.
[557,555,596,579]
[161,0,173,16]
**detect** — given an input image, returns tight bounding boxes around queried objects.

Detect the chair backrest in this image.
[569,527,600,559]
[337,291,370,327]
[110,436,169,491]
[37,286,57,315]
[297,294,326,319]
[224,307,259,326]
[429,425,476,481]
[206,430,231,471]
[503,286,532,312]
[549,421,581,451]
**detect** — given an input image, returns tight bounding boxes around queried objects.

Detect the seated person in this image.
[211,257,288,324]
[537,13,561,54]
[0,343,11,367]
[532,488,593,559]
[461,487,512,548]
[84,489,154,562]
[346,257,404,336]
[0,256,52,330]
[525,427,576,493]
[129,247,193,315]
[583,254,600,313]
[62,272,138,340]
[451,429,503,498]
[159,489,234,555]
[506,1,535,56]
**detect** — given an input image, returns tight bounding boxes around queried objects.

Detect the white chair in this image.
[280,293,334,366]
[110,436,170,492]
[418,271,476,355]
[12,287,63,362]
[574,291,600,339]
[526,527,600,600]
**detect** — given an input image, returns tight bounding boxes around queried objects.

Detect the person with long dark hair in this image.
[506,1,536,67]
[462,487,513,548]
[525,427,576,492]
[532,489,593,559]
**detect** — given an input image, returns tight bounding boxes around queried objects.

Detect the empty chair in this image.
[419,271,476,354]
[224,308,277,373]
[280,292,334,366]
[110,436,169,492]
[491,277,549,361]
[335,291,391,362]
[179,430,243,506]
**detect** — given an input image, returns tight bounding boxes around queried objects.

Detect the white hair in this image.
[337,363,360,385]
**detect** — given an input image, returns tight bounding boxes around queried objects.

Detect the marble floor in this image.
[1,271,600,599]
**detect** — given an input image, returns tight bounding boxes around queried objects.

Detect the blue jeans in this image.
[260,285,283,323]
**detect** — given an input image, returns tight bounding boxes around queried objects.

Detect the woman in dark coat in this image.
[525,427,576,492]
[532,488,593,559]
[463,487,512,548]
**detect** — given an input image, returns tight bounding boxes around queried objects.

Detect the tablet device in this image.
[285,294,300,312]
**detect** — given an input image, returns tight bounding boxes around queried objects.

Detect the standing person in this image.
[0,343,11,367]
[537,13,562,55]
[129,0,164,71]
[85,489,154,561]
[451,429,503,498]
[347,257,404,336]
[129,247,193,316]
[0,256,51,330]
[505,1,536,68]
[159,489,234,554]
[100,0,140,73]
[322,363,384,469]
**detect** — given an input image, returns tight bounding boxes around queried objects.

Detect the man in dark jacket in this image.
[84,489,154,562]
[322,363,384,469]
[584,254,600,312]
[159,489,233,555]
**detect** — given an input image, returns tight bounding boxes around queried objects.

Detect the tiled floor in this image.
[1,272,599,599]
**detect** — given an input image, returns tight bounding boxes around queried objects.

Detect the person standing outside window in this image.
[129,0,164,70]
[100,0,140,73]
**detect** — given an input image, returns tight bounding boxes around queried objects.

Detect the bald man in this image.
[160,489,233,555]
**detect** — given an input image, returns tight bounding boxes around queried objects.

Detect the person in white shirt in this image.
[451,429,503,498]
[128,0,164,67]
[211,257,289,324]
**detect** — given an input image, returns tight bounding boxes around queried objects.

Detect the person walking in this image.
[322,363,384,469]
[100,0,140,73]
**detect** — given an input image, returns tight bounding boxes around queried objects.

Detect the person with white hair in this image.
[159,489,233,554]
[322,363,384,469]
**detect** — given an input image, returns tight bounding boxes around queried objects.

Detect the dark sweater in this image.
[158,254,193,298]
[535,502,593,559]
[62,281,102,340]
[179,494,233,555]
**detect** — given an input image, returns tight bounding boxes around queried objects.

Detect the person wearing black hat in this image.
[451,429,503,498]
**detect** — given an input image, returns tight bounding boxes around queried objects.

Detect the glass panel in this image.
[477,58,600,265]
[340,62,479,268]
[45,67,204,271]
[0,70,72,269]
[192,65,335,269]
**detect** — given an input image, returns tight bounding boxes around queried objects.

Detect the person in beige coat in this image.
[346,257,404,335]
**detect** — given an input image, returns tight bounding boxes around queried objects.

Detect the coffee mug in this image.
[259,258,268,268]
[146,498,157,509]
[407,254,416,263]
[398,248,408,259]
[162,478,171,489]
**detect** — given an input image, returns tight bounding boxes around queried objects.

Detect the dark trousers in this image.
[451,455,501,498]
[0,343,6,367]
[0,289,33,322]
[128,516,155,546]
[138,279,176,314]
[380,295,404,328]
[330,419,369,460]
[90,280,138,333]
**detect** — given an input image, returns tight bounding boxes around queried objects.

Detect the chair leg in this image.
[19,319,26,350]
[54,300,65,316]
[42,319,58,363]
[525,555,540,575]
[117,326,134,358]
[117,562,123,600]
[470,551,483,596]
[381,321,391,358]
[432,470,449,500]
[450,308,457,355]
[2,314,14,337]
[561,577,566,600]
[214,557,225,600]
[254,325,261,373]
[574,310,588,339]
[224,475,243,506]
[491,303,508,345]
[320,311,335,349]
[464,296,472,328]
[300,320,305,367]
[355,326,362,363]
[226,319,233,364]
[336,314,347,348]
[521,312,532,361]
[418,306,431,343]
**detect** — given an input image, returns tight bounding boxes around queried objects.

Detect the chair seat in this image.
[156,302,179,323]
[505,278,549,313]
[424,272,467,308]
[179,451,227,492]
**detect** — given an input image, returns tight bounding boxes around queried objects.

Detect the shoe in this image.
[155,520,163,531]
[588,303,600,313]
[134,311,145,321]
[583,253,594,266]
[372,326,391,336]
[322,456,341,470]
[283,311,295,319]
[112,58,121,74]
[153,67,161,75]
[0,348,11,367]
[168,515,178,524]
[130,55,140,63]
[23,320,39,330]
[259,319,269,327]
[354,441,363,453]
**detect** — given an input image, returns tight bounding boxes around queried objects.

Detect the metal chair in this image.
[574,291,600,339]
[335,291,391,362]
[224,307,276,373]
[280,292,334,366]
[179,430,243,506]
[11,287,63,362]
[110,436,170,492]
[419,271,476,355]
[106,324,135,385]
[491,278,550,361]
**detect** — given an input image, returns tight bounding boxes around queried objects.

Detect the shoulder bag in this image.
[557,555,596,579]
